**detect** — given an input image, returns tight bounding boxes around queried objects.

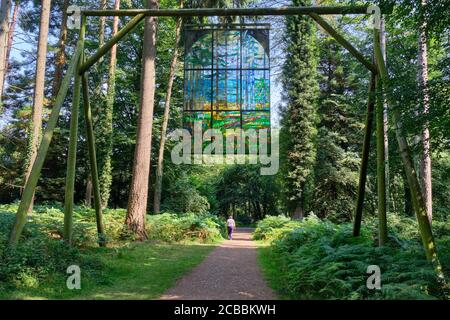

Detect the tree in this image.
[153,0,183,214]
[52,0,69,96]
[23,0,52,213]
[417,0,432,223]
[312,21,361,222]
[98,0,121,208]
[125,0,159,240]
[0,0,10,106]
[280,0,319,219]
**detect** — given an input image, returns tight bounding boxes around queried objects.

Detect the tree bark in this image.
[99,0,107,51]
[375,75,387,246]
[153,1,183,213]
[125,0,159,240]
[404,177,413,216]
[24,0,52,213]
[85,174,93,207]
[417,0,432,223]
[5,0,18,74]
[0,0,11,106]
[99,0,121,208]
[292,205,304,220]
[380,17,390,215]
[52,0,69,96]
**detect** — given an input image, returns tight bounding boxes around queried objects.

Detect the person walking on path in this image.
[226,216,236,240]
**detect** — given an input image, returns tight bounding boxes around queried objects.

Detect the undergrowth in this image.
[256,214,449,300]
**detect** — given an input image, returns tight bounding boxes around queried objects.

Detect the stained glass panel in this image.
[242,69,270,110]
[185,32,212,69]
[242,111,270,130]
[184,69,212,110]
[213,69,240,110]
[214,31,241,69]
[184,26,270,154]
[213,111,241,131]
[183,112,212,133]
[242,30,269,69]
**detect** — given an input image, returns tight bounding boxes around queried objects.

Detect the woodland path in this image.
[160,228,276,300]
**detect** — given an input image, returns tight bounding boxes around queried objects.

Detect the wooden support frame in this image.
[309,13,377,74]
[8,42,83,245]
[79,13,146,74]
[353,72,376,237]
[82,72,106,247]
[373,28,444,281]
[63,17,86,244]
[80,6,386,17]
[9,5,392,248]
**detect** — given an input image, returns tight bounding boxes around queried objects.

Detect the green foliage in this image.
[257,215,449,299]
[215,165,280,220]
[161,171,211,214]
[280,0,319,215]
[146,212,225,243]
[0,203,224,291]
[0,204,103,291]
[253,215,300,241]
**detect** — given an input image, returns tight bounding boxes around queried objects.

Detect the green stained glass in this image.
[242,111,270,130]
[183,112,211,133]
[213,111,241,131]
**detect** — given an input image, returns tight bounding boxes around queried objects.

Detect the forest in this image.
[0,0,448,300]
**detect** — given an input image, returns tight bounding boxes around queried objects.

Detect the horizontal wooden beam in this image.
[80,6,388,17]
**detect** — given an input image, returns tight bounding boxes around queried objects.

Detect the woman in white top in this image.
[226,216,236,240]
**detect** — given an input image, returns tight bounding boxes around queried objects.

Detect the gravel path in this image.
[160,228,276,300]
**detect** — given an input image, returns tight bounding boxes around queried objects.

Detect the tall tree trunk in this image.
[380,17,390,215]
[52,0,69,96]
[125,0,159,240]
[85,174,93,207]
[5,0,18,75]
[0,0,10,106]
[417,0,432,223]
[292,205,304,220]
[153,1,183,213]
[98,0,107,50]
[24,0,52,213]
[404,177,413,216]
[99,0,121,208]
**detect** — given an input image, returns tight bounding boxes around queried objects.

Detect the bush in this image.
[258,214,449,300]
[146,212,225,243]
[0,205,102,291]
[253,215,300,241]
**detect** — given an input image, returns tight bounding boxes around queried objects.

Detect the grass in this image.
[0,241,216,300]
[257,245,290,300]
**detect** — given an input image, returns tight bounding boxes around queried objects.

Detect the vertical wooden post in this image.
[81,72,106,246]
[63,17,86,244]
[375,73,388,246]
[8,44,83,246]
[353,72,376,236]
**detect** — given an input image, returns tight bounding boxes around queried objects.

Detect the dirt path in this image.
[160,228,276,300]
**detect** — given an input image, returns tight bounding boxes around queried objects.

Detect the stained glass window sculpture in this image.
[183,25,270,154]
